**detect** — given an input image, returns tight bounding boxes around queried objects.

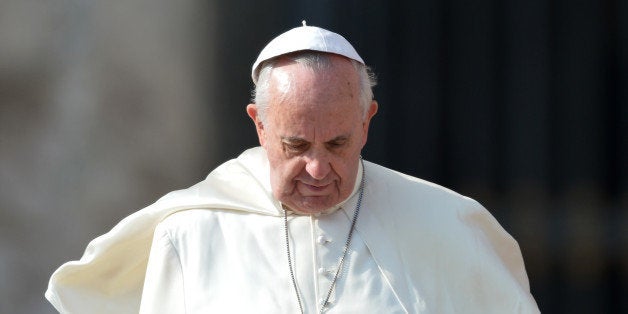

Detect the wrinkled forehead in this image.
[268,54,360,96]
[265,60,363,127]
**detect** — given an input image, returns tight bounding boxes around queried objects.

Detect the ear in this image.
[246,104,266,146]
[361,100,378,146]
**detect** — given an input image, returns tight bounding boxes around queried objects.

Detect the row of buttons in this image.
[317,233,336,311]
[317,235,333,277]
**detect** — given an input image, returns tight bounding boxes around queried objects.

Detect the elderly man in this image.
[46,24,539,313]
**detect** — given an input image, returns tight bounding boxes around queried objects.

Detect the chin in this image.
[287,196,338,214]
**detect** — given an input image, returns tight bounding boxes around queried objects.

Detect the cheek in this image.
[333,146,362,180]
[334,159,353,181]
[267,156,302,188]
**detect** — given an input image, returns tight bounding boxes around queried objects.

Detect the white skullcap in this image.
[251,21,365,84]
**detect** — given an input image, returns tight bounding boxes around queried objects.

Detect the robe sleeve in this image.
[463,198,540,313]
[139,223,186,313]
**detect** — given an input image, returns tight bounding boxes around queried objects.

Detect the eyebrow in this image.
[327,135,349,143]
[280,135,350,144]
[281,136,307,143]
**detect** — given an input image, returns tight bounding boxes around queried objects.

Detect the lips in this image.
[304,183,329,191]
[297,181,334,196]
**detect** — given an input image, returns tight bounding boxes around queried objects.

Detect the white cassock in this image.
[46,147,539,314]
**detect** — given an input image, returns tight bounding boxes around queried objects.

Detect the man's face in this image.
[247,55,377,214]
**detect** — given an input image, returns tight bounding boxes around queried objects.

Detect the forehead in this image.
[268,55,361,115]
[265,56,362,139]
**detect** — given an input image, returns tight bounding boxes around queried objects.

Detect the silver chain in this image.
[284,158,365,314]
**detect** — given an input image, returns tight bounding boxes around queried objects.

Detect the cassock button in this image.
[320,299,332,310]
[317,235,329,245]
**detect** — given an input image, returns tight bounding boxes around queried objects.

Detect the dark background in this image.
[209,1,627,313]
[0,0,625,313]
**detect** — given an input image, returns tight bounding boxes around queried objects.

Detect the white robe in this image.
[46,147,539,313]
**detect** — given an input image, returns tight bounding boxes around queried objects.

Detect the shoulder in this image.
[152,209,226,246]
[363,160,479,214]
[152,209,236,255]
[157,209,226,232]
[362,160,499,249]
[156,208,274,241]
[365,161,466,195]
[362,162,536,310]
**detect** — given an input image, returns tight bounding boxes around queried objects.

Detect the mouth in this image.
[298,181,333,195]
[303,182,330,190]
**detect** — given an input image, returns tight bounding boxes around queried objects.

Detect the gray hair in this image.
[252,51,377,123]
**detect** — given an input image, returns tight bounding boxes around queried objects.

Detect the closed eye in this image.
[326,137,348,149]
[282,139,309,153]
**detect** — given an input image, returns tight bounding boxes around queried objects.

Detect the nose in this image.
[304,152,331,181]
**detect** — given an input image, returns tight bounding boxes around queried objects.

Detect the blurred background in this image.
[0,0,626,313]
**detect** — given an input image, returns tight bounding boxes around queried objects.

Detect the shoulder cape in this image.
[46,147,538,313]
[46,147,281,313]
